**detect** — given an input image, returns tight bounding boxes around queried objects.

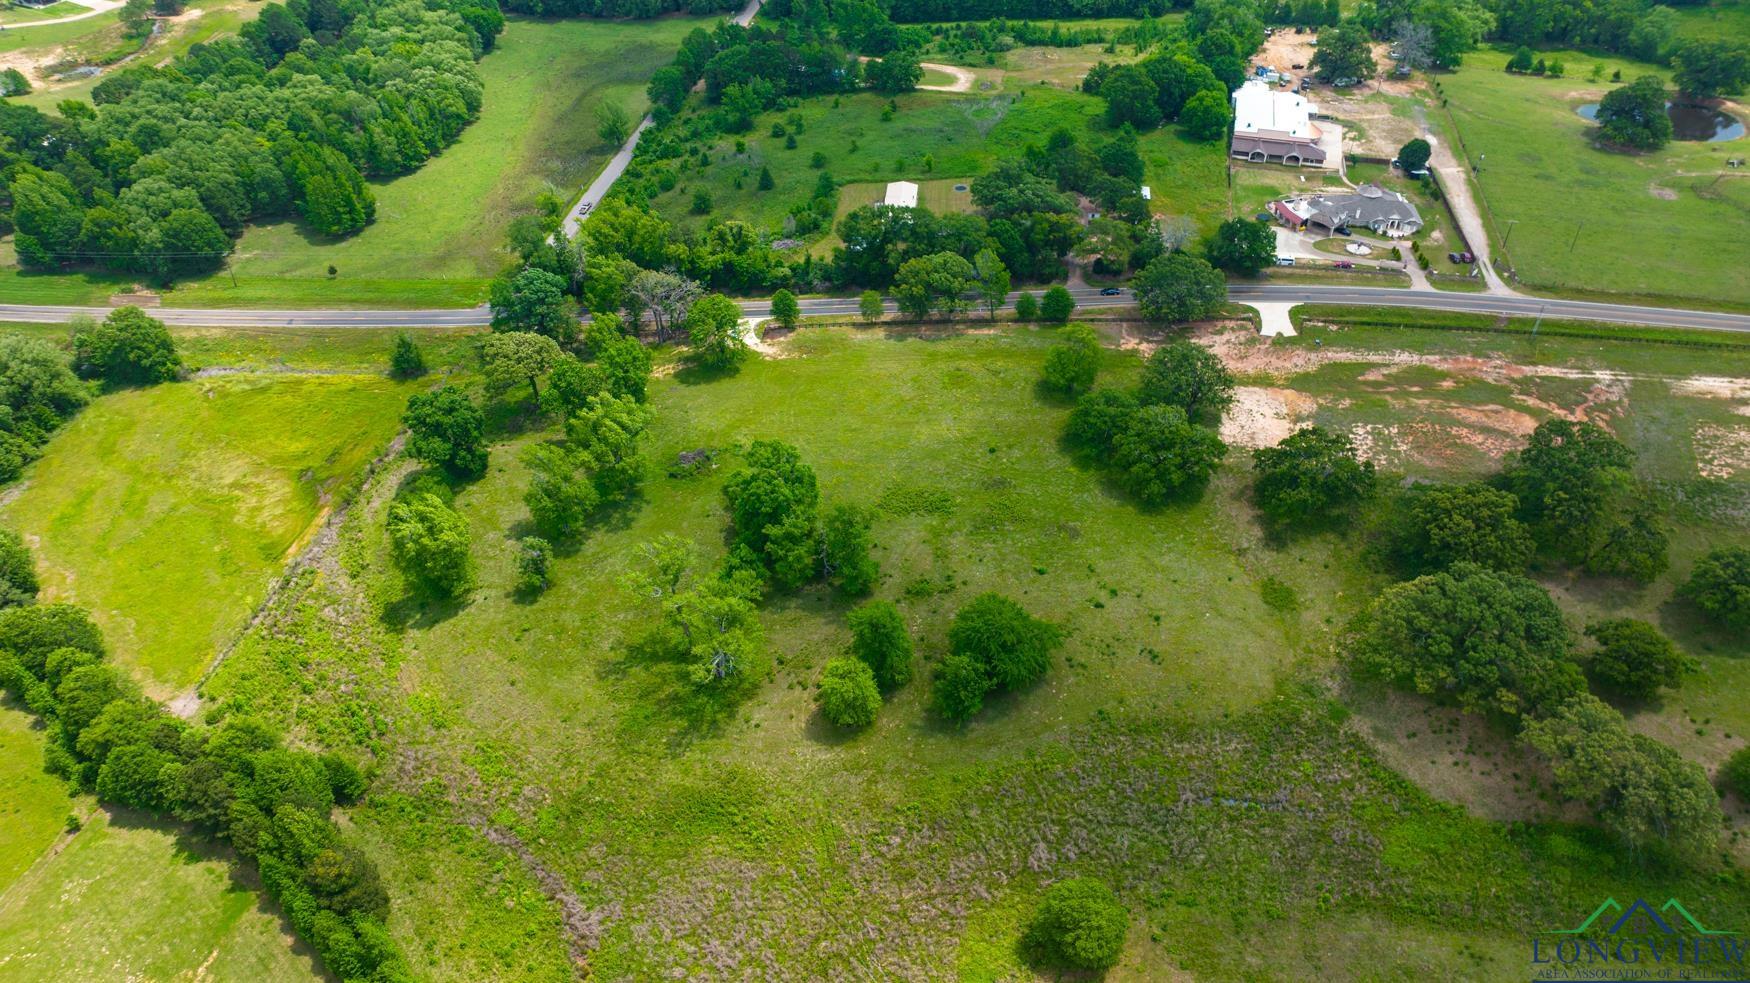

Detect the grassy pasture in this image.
[0,807,321,982]
[0,705,73,895]
[0,372,414,696]
[1673,0,1750,40]
[0,2,83,24]
[1438,47,1750,307]
[179,320,1750,978]
[657,83,1230,241]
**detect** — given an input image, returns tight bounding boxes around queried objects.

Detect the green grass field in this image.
[0,373,416,696]
[656,83,1230,244]
[179,320,1750,978]
[1439,47,1750,307]
[0,807,322,982]
[0,2,83,24]
[1673,0,1750,40]
[0,705,73,894]
[0,16,705,308]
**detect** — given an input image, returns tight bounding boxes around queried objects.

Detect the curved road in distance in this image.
[1,285,1746,332]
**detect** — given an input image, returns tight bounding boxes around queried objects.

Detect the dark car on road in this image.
[1333,261,1354,269]
[1099,287,1123,296]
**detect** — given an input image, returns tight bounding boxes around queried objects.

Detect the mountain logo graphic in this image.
[1544,898,1742,936]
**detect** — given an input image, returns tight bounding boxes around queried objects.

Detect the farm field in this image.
[0,705,73,895]
[0,807,322,982]
[654,83,1230,244]
[1438,47,1750,308]
[0,16,705,308]
[0,371,416,697]
[173,317,1750,978]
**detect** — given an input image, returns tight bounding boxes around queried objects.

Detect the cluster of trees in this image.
[926,17,1115,59]
[932,592,1062,721]
[1355,0,1493,68]
[1085,30,1246,140]
[70,306,183,388]
[885,0,1174,21]
[722,440,877,593]
[0,333,91,484]
[816,599,914,727]
[0,551,405,981]
[1062,340,1232,505]
[502,0,736,17]
[1333,415,1745,857]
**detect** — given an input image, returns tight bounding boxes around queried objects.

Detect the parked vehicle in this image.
[1275,257,1295,267]
[1457,251,1475,264]
[1099,287,1123,296]
[1448,252,1461,263]
[1333,261,1354,269]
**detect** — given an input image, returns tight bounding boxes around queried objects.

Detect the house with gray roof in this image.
[1269,184,1424,238]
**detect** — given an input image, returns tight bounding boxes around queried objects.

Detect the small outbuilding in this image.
[883,181,919,208]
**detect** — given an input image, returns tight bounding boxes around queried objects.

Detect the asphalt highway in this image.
[2,284,1744,332]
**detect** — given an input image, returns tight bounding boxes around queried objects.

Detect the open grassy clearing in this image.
[0,806,322,982]
[9,0,264,108]
[0,16,705,308]
[1673,0,1750,40]
[0,6,116,54]
[0,2,83,24]
[174,320,1750,978]
[0,372,416,696]
[0,320,484,372]
[0,705,73,895]
[1438,47,1750,307]
[658,82,1230,244]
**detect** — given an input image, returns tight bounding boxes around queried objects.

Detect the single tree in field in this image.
[949,593,1061,692]
[848,599,913,691]
[1178,89,1232,142]
[567,392,654,498]
[523,444,598,542]
[71,307,182,387]
[1680,546,1750,630]
[1584,619,1693,700]
[388,493,473,600]
[596,101,632,146]
[1138,340,1234,421]
[1205,218,1275,276]
[1396,138,1432,174]
[1134,252,1225,324]
[515,536,552,596]
[859,289,884,321]
[1039,324,1102,397]
[893,252,976,319]
[489,267,577,344]
[973,249,1011,320]
[769,289,800,330]
[481,331,562,406]
[404,386,488,480]
[817,657,882,728]
[820,504,878,596]
[1026,878,1128,970]
[1040,285,1076,323]
[388,332,427,379]
[1251,426,1377,525]
[684,294,749,370]
[1111,404,1228,504]
[1393,19,1434,72]
[627,270,702,342]
[1311,22,1376,82]
[1595,76,1673,150]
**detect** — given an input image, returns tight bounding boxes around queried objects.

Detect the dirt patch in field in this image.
[1343,683,1577,823]
[1221,386,1319,449]
[1648,184,1678,200]
[1674,377,1750,400]
[1695,423,1750,478]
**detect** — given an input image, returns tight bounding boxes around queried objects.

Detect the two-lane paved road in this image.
[5,285,1741,332]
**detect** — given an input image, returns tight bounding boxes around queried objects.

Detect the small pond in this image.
[1575,101,1745,142]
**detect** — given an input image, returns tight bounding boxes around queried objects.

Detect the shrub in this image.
[70,307,182,387]
[1065,388,1140,457]
[1584,619,1693,700]
[388,332,427,379]
[404,386,488,480]
[1039,324,1101,396]
[515,536,552,596]
[817,657,881,728]
[387,494,474,600]
[932,653,991,722]
[820,504,878,596]
[1680,546,1750,630]
[949,593,1060,692]
[1014,291,1039,321]
[0,528,40,609]
[1384,483,1532,574]
[1110,404,1228,505]
[1251,426,1375,525]
[847,600,913,691]
[1721,747,1750,800]
[1026,878,1128,970]
[1039,285,1075,323]
[1137,340,1234,421]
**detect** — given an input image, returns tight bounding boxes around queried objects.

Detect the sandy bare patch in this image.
[1221,386,1319,449]
[1674,377,1750,400]
[1695,422,1750,478]
[1648,184,1678,200]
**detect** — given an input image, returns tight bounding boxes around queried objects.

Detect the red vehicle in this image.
[1333,261,1354,269]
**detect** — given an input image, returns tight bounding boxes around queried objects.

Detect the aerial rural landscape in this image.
[0,0,1747,976]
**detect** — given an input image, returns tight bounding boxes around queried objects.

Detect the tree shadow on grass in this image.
[671,361,743,387]
[380,591,468,632]
[800,706,865,747]
[1655,594,1749,660]
[596,626,747,755]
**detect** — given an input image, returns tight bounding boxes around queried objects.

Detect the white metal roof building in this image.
[1230,80,1327,166]
[883,181,919,208]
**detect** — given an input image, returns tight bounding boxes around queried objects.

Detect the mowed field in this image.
[0,705,73,895]
[180,320,1750,979]
[1440,47,1750,307]
[0,371,415,696]
[654,83,1230,243]
[0,807,322,982]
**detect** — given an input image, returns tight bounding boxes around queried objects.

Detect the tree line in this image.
[1,0,503,280]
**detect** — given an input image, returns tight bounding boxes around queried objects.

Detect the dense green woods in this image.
[1,0,503,279]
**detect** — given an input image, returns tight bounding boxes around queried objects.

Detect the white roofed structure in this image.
[1230,79,1328,166]
[884,181,919,208]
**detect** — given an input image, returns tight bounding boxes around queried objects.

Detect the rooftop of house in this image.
[883,181,919,208]
[1281,183,1423,229]
[1232,79,1320,141]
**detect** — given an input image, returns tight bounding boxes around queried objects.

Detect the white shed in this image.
[883,181,919,208]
